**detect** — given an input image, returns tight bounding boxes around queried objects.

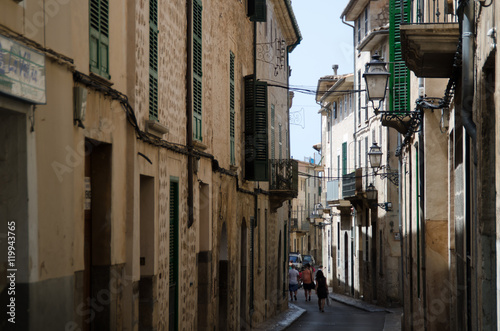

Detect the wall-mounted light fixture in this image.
[363,52,390,112]
[363,52,424,156]
[366,183,393,211]
[310,203,324,222]
[368,143,399,186]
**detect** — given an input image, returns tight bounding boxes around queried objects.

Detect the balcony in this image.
[326,180,339,203]
[400,0,460,78]
[342,172,356,198]
[269,159,298,211]
[290,214,310,233]
[342,168,371,207]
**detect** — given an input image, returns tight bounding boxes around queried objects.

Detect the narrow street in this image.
[287,297,386,331]
[253,290,402,331]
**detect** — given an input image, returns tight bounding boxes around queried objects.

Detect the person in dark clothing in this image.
[315,269,328,312]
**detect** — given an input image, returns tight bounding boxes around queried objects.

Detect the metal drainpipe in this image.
[461,1,479,325]
[342,14,356,299]
[461,0,477,155]
[249,20,257,324]
[187,0,194,228]
[342,17,356,172]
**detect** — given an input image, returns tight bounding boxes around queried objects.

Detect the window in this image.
[149,0,158,120]
[193,0,203,141]
[357,70,361,124]
[390,0,410,113]
[365,92,368,121]
[333,101,337,119]
[358,140,361,169]
[244,75,268,181]
[248,0,266,22]
[337,155,340,179]
[278,123,282,160]
[342,142,347,175]
[89,0,110,78]
[285,129,288,158]
[357,17,361,44]
[339,99,343,120]
[230,52,235,165]
[307,193,310,214]
[364,6,369,36]
[344,95,348,116]
[364,137,368,169]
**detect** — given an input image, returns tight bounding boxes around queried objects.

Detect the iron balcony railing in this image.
[342,168,370,198]
[408,0,459,24]
[269,159,298,194]
[290,212,311,231]
[342,172,356,198]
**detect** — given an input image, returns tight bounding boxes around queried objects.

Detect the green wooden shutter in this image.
[169,180,179,331]
[342,142,347,175]
[245,75,268,181]
[230,52,235,165]
[149,0,159,120]
[89,0,110,78]
[389,0,410,113]
[248,0,267,22]
[193,0,203,141]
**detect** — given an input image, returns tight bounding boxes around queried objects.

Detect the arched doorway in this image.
[218,223,228,330]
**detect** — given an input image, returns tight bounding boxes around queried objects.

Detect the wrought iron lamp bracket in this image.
[376,202,392,211]
[373,165,399,187]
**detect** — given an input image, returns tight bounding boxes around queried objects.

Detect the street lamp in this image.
[367,142,383,169]
[310,203,325,228]
[311,203,323,220]
[366,183,393,211]
[366,183,378,201]
[363,52,390,112]
[368,143,399,186]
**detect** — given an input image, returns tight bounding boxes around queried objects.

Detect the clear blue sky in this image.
[289,0,353,162]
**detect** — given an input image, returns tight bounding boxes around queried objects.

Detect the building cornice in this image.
[271,0,302,52]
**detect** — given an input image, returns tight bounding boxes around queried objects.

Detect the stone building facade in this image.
[290,159,322,263]
[0,0,300,330]
[396,0,500,329]
[316,0,401,307]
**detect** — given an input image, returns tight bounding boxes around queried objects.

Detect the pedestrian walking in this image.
[315,269,328,312]
[301,263,314,301]
[289,264,300,301]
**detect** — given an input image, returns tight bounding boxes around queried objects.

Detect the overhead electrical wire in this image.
[268,82,362,96]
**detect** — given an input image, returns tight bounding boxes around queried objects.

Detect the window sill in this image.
[193,140,207,151]
[89,72,113,87]
[145,120,168,138]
